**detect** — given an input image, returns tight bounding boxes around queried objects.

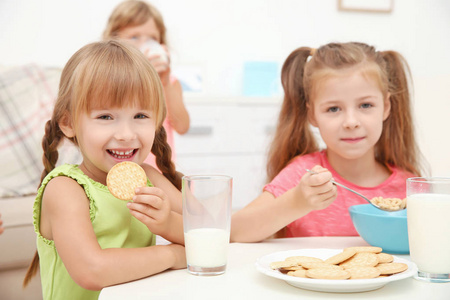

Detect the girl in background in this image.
[23,40,186,299]
[103,0,190,167]
[0,213,4,235]
[231,42,423,242]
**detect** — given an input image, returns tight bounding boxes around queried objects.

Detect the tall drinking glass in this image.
[182,175,232,276]
[407,177,450,282]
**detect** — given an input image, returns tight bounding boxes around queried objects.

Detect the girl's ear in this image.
[307,103,318,127]
[58,113,76,138]
[383,92,391,121]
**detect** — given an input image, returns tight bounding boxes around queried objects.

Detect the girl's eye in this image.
[361,103,373,109]
[327,106,340,113]
[98,115,112,120]
[135,113,148,119]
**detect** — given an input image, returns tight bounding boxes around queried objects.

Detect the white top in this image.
[99,237,450,300]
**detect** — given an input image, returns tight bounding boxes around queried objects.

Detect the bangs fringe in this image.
[69,41,165,128]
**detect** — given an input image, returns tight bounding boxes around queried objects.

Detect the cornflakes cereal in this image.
[370,197,407,211]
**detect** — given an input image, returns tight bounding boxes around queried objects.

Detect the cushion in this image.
[0,195,36,270]
[0,64,81,198]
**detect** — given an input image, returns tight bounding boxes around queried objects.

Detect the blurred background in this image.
[1,0,450,207]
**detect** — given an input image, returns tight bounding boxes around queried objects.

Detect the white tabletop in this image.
[99,237,450,300]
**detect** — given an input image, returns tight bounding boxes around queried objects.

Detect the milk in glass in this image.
[407,193,450,274]
[185,228,229,267]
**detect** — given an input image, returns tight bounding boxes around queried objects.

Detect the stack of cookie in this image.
[270,246,408,280]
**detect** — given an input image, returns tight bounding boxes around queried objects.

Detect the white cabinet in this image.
[174,98,281,209]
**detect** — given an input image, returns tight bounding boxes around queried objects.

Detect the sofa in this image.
[0,64,81,300]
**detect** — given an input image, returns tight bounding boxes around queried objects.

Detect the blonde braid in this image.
[151,127,182,190]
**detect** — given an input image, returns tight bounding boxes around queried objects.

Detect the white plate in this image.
[255,248,417,293]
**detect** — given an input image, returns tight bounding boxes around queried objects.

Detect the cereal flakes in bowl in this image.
[349,204,409,254]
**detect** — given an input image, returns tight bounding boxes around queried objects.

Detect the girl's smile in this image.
[341,136,365,143]
[107,148,139,161]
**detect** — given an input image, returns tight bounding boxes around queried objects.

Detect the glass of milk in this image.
[407,177,450,283]
[182,175,232,276]
[139,39,169,64]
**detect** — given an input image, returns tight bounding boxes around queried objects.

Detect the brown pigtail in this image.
[22,252,39,288]
[23,118,66,287]
[151,126,182,190]
[266,47,318,181]
[378,51,421,176]
[39,119,66,185]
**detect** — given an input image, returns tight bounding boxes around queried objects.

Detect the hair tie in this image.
[310,48,316,56]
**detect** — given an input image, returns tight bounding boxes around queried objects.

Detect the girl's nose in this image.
[343,111,360,129]
[114,123,137,141]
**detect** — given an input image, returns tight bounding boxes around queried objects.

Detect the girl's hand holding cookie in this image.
[296,165,337,211]
[127,186,172,236]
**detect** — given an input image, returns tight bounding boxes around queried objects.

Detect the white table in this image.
[99,237,450,300]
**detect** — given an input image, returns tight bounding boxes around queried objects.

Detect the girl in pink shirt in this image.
[231,42,424,242]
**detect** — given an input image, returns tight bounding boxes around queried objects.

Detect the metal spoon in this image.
[305,169,403,212]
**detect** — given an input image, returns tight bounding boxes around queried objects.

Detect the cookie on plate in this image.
[107,161,147,200]
[339,252,379,269]
[306,268,351,280]
[324,248,357,265]
[376,262,408,275]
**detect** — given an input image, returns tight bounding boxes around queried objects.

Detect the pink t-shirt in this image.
[264,150,416,237]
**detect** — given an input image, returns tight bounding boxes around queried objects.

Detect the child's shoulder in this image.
[141,163,163,185]
[289,150,326,168]
[389,165,417,181]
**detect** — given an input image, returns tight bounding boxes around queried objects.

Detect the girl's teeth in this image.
[110,149,134,158]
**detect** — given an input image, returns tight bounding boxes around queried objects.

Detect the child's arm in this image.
[230,166,336,242]
[40,176,186,291]
[147,47,190,135]
[163,78,190,135]
[0,213,4,235]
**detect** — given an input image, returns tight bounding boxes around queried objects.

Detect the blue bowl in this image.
[349,204,409,254]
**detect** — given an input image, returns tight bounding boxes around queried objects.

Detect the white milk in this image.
[184,228,229,267]
[407,193,450,274]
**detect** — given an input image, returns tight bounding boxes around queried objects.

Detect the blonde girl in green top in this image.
[23,40,186,299]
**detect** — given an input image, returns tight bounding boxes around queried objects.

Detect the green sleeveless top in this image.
[33,164,156,300]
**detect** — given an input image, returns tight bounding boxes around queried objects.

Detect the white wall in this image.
[1,0,449,176]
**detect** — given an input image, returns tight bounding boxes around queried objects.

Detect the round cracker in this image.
[270,260,298,270]
[325,249,357,265]
[306,268,351,280]
[376,262,408,275]
[285,256,323,265]
[301,262,343,270]
[107,162,147,200]
[281,265,304,272]
[347,266,381,279]
[377,253,394,264]
[287,269,307,278]
[339,252,379,269]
